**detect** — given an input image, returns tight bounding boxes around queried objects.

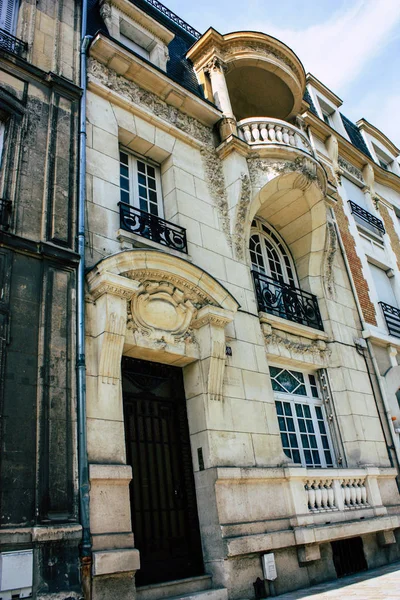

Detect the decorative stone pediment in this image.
[86,250,239,393]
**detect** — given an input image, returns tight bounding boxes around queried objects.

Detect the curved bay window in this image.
[250,220,323,330]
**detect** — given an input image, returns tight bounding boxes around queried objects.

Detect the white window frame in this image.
[250,219,298,287]
[119,148,164,218]
[270,366,335,469]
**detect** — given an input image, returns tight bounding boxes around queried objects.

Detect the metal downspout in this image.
[332,219,400,482]
[78,0,92,596]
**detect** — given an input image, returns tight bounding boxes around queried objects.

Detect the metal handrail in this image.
[119,202,188,253]
[379,302,400,339]
[141,0,201,38]
[348,200,385,234]
[252,269,324,331]
[0,28,27,57]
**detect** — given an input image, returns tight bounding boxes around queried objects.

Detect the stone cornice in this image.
[88,34,221,128]
[304,111,400,195]
[357,118,400,157]
[102,0,175,45]
[306,73,343,108]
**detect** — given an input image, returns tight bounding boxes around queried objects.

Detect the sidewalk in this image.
[276,561,400,599]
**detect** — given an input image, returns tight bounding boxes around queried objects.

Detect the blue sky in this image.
[165,0,400,149]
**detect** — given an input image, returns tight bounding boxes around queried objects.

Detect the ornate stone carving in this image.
[200,147,231,244]
[338,156,364,183]
[99,0,112,31]
[219,41,302,82]
[130,281,197,343]
[248,156,322,191]
[125,269,215,307]
[324,221,338,298]
[204,56,226,74]
[263,324,331,359]
[233,173,251,261]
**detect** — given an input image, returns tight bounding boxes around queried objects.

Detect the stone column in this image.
[205,56,237,139]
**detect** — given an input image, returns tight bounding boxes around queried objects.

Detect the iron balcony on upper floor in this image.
[0,28,28,58]
[237,117,315,157]
[252,270,324,331]
[348,200,385,235]
[119,202,188,254]
[379,302,400,339]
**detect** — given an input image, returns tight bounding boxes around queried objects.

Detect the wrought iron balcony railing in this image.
[252,270,324,331]
[0,199,12,230]
[0,28,27,57]
[348,200,385,235]
[379,302,400,339]
[119,202,188,253]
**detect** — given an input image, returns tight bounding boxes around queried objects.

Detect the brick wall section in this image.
[333,195,377,326]
[379,203,400,272]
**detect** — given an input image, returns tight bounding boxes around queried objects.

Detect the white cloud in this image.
[260,0,400,93]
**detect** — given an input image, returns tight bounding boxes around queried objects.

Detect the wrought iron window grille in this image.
[119,201,188,253]
[252,270,324,331]
[379,302,400,339]
[0,28,28,57]
[0,198,12,230]
[142,0,201,38]
[348,200,385,234]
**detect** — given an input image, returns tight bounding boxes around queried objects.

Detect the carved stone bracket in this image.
[192,305,235,402]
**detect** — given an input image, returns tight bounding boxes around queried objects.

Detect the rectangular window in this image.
[120,34,150,60]
[270,366,334,468]
[369,263,397,308]
[119,149,163,217]
[0,0,18,34]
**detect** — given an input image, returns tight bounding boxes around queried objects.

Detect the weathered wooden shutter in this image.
[0,0,18,34]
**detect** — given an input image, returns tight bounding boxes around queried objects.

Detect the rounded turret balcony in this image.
[187,28,306,122]
[237,117,314,157]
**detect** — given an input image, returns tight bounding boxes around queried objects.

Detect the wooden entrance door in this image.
[122,357,203,586]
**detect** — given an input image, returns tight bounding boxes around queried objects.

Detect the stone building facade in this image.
[81,2,400,599]
[0,1,82,598]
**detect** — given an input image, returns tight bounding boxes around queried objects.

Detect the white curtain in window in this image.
[370,263,397,308]
[0,0,18,34]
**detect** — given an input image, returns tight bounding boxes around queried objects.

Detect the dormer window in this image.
[120,33,150,60]
[373,147,392,171]
[322,111,333,127]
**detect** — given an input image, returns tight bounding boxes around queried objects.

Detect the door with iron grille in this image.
[122,357,203,586]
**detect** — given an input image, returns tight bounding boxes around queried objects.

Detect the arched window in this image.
[249,220,297,287]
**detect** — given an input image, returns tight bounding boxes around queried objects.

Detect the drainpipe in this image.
[332,219,400,485]
[77,0,92,596]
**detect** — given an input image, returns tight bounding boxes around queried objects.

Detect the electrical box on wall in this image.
[0,550,33,599]
[261,552,277,581]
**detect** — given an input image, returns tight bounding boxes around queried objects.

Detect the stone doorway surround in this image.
[84,248,239,599]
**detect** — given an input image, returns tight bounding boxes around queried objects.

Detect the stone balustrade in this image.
[305,477,368,512]
[237,117,314,156]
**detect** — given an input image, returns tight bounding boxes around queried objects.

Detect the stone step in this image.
[136,575,214,600]
[163,587,228,600]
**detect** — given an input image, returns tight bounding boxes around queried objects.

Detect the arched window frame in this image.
[249,219,298,287]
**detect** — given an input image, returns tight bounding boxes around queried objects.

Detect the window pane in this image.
[299,420,306,433]
[147,165,155,178]
[306,420,315,433]
[120,151,128,164]
[138,185,147,199]
[138,173,146,185]
[149,190,157,203]
[289,433,298,447]
[304,450,312,465]
[120,177,129,191]
[139,198,148,212]
[278,417,285,430]
[148,178,157,190]
[120,164,129,178]
[322,436,329,449]
[281,433,289,447]
[303,405,311,418]
[292,450,301,463]
[276,401,283,415]
[318,420,326,435]
[315,406,323,419]
[284,403,292,416]
[286,418,295,432]
[310,436,317,449]
[325,450,333,466]
[120,190,129,204]
[301,434,309,448]
[137,161,146,173]
[149,203,158,216]
[295,404,303,418]
[283,448,292,459]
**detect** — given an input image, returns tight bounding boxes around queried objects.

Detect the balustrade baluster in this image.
[327,484,335,508]
[288,130,296,146]
[308,481,316,510]
[355,480,362,505]
[251,123,260,142]
[361,482,367,504]
[242,125,252,143]
[321,482,328,509]
[275,126,283,143]
[314,482,322,509]
[260,123,268,141]
[282,127,290,144]
[349,480,357,506]
[344,481,351,507]
[268,124,276,141]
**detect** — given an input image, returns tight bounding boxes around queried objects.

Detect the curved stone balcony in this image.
[237,117,314,156]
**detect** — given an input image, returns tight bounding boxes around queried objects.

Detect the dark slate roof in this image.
[87,0,205,99]
[303,88,318,116]
[340,114,372,159]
